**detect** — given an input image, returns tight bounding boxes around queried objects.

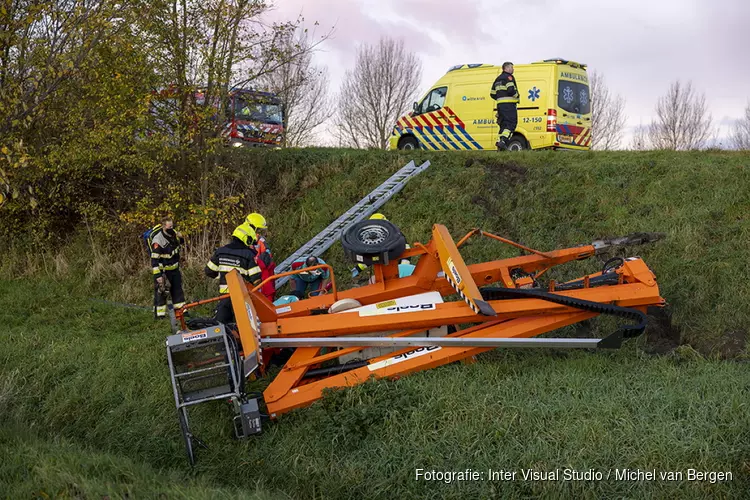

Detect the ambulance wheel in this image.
[507,136,527,151]
[341,220,406,266]
[398,136,419,150]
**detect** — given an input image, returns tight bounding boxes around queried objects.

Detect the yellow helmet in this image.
[245,212,268,230]
[232,223,256,246]
[369,213,387,221]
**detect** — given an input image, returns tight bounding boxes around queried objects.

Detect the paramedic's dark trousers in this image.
[154,269,185,318]
[496,103,518,148]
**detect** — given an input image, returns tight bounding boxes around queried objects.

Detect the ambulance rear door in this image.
[555,64,592,149]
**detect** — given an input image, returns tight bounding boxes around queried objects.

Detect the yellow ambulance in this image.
[388,58,591,151]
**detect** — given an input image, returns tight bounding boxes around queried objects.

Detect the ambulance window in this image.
[419,86,447,114]
[558,81,591,114]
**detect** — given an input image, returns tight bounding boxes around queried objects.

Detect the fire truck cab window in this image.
[235,98,283,124]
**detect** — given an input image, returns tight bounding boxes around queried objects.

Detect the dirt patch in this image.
[470,194,493,215]
[715,330,748,359]
[637,307,746,359]
[470,159,529,238]
[483,160,528,215]
[483,159,529,187]
[642,306,682,355]
[466,157,528,185]
[690,329,748,360]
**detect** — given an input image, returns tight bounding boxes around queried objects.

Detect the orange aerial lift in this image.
[166,220,665,464]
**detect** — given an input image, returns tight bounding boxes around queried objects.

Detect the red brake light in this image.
[547,109,557,132]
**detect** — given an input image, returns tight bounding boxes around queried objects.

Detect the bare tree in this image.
[589,71,627,150]
[648,81,713,150]
[730,102,750,150]
[629,122,651,150]
[258,28,334,147]
[335,37,422,149]
[138,1,331,158]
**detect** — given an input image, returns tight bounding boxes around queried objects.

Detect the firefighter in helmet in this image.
[205,218,269,323]
[150,217,186,319]
[490,62,520,151]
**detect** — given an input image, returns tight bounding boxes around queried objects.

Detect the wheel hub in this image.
[357,224,389,246]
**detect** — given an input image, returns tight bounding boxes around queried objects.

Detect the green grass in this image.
[2,148,750,497]
[1,279,749,498]
[0,428,282,499]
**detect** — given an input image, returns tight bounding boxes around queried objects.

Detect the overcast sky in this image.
[265,0,750,147]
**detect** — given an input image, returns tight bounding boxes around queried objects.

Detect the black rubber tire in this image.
[507,135,527,151]
[398,136,419,150]
[341,220,406,266]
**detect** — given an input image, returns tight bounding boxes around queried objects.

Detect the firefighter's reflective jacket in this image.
[150,226,184,278]
[489,71,520,104]
[205,236,267,293]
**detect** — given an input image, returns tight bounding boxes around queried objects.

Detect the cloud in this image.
[380,0,486,46]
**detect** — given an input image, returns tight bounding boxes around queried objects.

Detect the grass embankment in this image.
[1,149,749,498]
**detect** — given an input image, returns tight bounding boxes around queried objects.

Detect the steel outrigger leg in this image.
[262,312,594,416]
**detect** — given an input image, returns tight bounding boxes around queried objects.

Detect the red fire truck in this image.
[150,87,286,148]
[215,89,285,148]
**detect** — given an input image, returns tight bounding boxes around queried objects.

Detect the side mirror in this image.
[412,102,418,112]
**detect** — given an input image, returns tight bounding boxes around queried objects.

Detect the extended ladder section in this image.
[274,159,431,289]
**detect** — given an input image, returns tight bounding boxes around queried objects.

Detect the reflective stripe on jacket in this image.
[490,71,520,104]
[150,227,183,277]
[205,237,262,293]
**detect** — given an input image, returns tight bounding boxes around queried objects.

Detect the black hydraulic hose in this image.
[302,360,369,379]
[602,257,625,275]
[479,287,648,348]
[553,273,621,291]
[185,317,222,329]
[225,330,245,395]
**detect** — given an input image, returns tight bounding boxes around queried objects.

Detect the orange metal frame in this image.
[192,225,665,418]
